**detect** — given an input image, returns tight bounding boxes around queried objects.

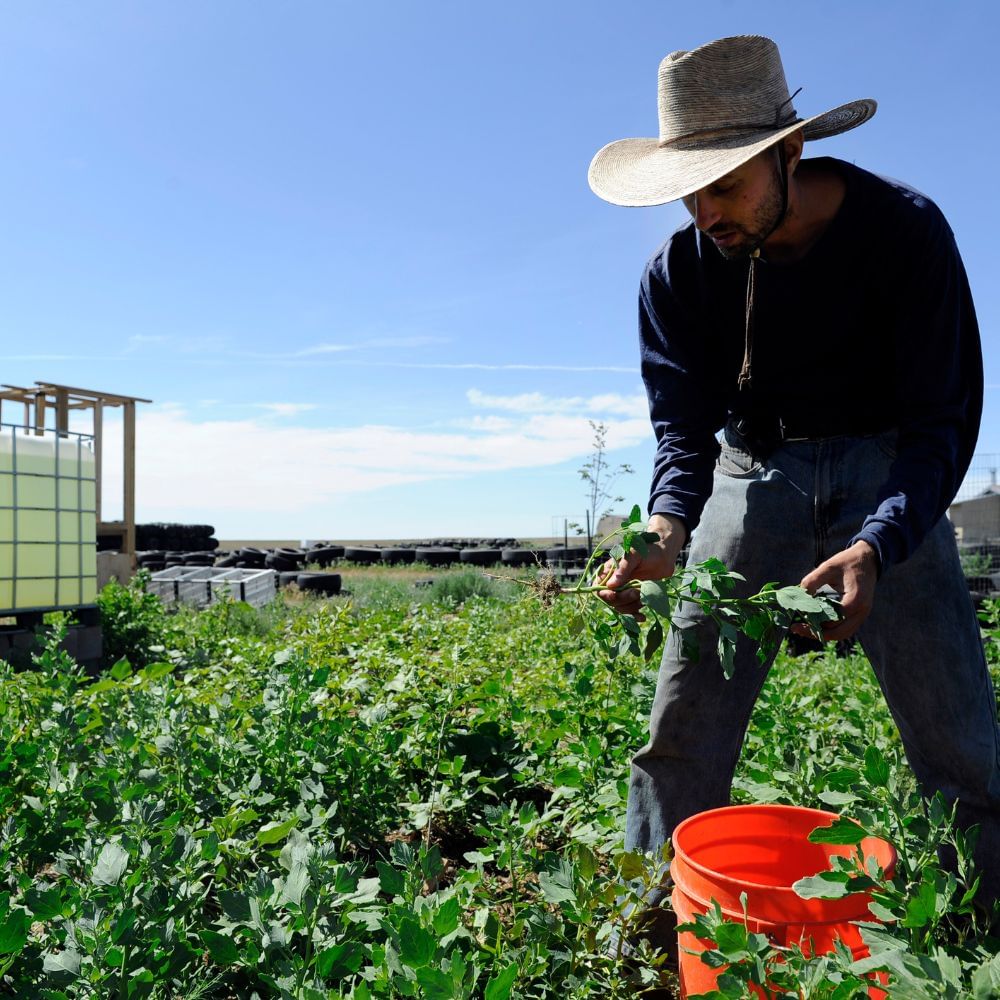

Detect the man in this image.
[586,33,999,944]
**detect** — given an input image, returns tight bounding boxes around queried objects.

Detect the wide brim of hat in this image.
[588,98,876,207]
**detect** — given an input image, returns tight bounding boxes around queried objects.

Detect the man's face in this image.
[681,147,784,259]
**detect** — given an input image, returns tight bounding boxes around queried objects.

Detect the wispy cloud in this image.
[367,335,450,349]
[293,343,353,356]
[98,403,648,519]
[256,402,319,417]
[467,388,647,416]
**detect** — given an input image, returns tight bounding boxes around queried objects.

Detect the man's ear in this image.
[783,128,804,175]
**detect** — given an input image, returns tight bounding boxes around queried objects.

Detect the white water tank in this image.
[0,428,98,612]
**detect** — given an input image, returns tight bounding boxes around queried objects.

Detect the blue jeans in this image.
[625,426,1000,911]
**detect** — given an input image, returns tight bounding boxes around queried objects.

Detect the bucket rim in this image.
[671,803,897,896]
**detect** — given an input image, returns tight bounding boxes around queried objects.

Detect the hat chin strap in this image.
[737,140,789,393]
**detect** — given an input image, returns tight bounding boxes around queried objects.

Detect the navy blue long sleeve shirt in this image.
[641,157,983,571]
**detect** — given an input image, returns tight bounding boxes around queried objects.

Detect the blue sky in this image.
[2,1,997,540]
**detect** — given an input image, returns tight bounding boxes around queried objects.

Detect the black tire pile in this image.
[334,540,592,570]
[214,545,343,595]
[135,524,220,573]
[133,534,596,595]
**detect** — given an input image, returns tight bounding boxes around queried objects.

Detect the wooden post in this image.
[55,388,69,437]
[34,392,46,436]
[93,402,103,525]
[123,401,136,559]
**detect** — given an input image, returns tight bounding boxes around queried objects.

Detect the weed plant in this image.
[0,579,995,997]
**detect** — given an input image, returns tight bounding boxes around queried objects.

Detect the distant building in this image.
[949,485,1000,544]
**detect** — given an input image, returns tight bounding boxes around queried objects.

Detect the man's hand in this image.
[793,540,879,642]
[596,514,687,620]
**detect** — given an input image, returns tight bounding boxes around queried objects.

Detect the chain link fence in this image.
[951,453,1000,597]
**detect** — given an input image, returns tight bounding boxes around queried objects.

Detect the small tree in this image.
[578,420,633,545]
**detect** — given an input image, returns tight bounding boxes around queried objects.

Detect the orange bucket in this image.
[670,804,896,998]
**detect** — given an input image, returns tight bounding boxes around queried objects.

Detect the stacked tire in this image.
[296,572,342,595]
[459,548,501,567]
[381,548,416,565]
[415,547,460,567]
[343,547,381,565]
[266,548,307,572]
[307,545,344,567]
[501,548,538,567]
[136,523,219,553]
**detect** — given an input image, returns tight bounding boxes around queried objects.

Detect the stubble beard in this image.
[709,166,785,261]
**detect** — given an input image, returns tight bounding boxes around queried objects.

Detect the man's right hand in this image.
[595,513,688,619]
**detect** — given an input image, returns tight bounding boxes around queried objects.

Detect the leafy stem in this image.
[521,504,843,678]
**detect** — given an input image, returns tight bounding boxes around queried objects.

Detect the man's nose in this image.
[689,191,722,232]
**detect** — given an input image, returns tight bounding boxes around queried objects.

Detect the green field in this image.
[0,569,998,998]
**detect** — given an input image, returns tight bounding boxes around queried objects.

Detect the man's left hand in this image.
[793,540,879,642]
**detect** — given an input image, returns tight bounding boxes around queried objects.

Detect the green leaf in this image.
[807,817,868,845]
[25,886,63,920]
[200,831,220,861]
[901,878,938,929]
[484,961,518,1000]
[717,622,739,680]
[616,851,646,881]
[416,967,453,999]
[110,907,137,944]
[817,790,858,807]
[256,816,298,846]
[0,909,28,954]
[792,870,852,900]
[281,862,310,907]
[623,504,641,526]
[863,745,890,788]
[377,860,405,896]
[773,586,828,612]
[398,915,436,969]
[110,657,132,681]
[218,890,252,923]
[741,611,772,642]
[643,620,664,662]
[42,948,82,979]
[971,952,1000,998]
[433,896,461,937]
[140,660,175,680]
[463,850,494,865]
[315,941,364,980]
[551,766,582,788]
[639,580,673,617]
[92,841,129,886]
[539,858,576,904]
[712,920,749,959]
[199,930,241,965]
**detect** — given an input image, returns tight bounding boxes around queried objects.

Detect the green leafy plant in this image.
[1,565,995,996]
[96,570,176,669]
[522,504,842,678]
[960,549,993,579]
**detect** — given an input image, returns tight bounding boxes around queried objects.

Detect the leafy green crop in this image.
[0,573,995,997]
[535,505,841,677]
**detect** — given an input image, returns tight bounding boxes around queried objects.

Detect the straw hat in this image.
[588,35,876,207]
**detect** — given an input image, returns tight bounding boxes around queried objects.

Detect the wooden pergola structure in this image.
[0,382,152,559]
